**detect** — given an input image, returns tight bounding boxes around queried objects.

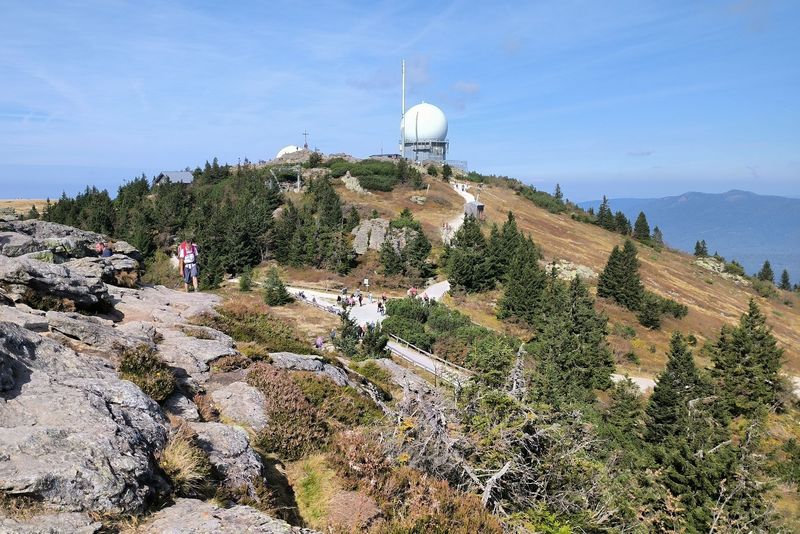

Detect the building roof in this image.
[154,171,194,185]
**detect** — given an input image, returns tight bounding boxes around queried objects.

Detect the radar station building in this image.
[400,102,449,162]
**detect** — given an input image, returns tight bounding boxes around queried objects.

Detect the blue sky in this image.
[1,0,798,201]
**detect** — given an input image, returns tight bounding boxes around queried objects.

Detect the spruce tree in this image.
[263,266,293,306]
[596,195,615,230]
[711,299,784,417]
[27,205,40,220]
[598,240,643,311]
[637,292,662,329]
[614,211,631,235]
[448,215,494,292]
[602,377,645,454]
[645,332,703,443]
[597,245,623,302]
[633,211,650,241]
[694,240,708,257]
[779,269,791,290]
[379,239,403,275]
[554,183,563,201]
[757,260,774,283]
[651,226,664,246]
[497,237,547,327]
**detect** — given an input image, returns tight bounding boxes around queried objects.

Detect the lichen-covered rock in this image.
[188,422,264,496]
[0,256,111,310]
[136,498,318,533]
[163,392,201,422]
[0,512,102,533]
[268,352,350,387]
[157,328,238,387]
[0,322,169,514]
[63,255,140,287]
[0,305,49,332]
[45,310,152,350]
[540,259,597,281]
[350,218,388,254]
[210,381,269,431]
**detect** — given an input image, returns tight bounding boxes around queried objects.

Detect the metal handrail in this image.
[387,334,474,376]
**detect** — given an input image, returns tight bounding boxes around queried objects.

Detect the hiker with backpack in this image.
[178,238,200,292]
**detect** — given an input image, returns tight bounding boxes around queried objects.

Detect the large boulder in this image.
[0,512,101,533]
[268,352,350,387]
[0,304,49,332]
[0,322,169,514]
[45,310,153,351]
[157,328,238,387]
[135,498,317,533]
[350,218,389,254]
[189,422,265,496]
[210,381,269,432]
[1,220,141,263]
[0,256,111,311]
[63,255,140,287]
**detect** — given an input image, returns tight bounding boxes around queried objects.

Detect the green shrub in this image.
[380,316,434,351]
[752,278,777,298]
[517,185,566,214]
[624,351,641,365]
[239,266,252,292]
[724,260,746,277]
[427,164,438,176]
[351,360,393,391]
[612,323,637,340]
[263,267,293,306]
[358,174,398,192]
[385,297,431,323]
[359,323,389,360]
[427,305,471,332]
[118,344,176,402]
[247,363,329,460]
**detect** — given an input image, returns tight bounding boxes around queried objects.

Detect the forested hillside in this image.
[30,154,800,532]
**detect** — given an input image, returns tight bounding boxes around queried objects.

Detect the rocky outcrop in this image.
[0,304,48,332]
[163,392,201,422]
[0,512,101,534]
[210,381,269,431]
[0,219,141,262]
[350,219,419,256]
[695,256,751,285]
[269,352,350,387]
[340,171,367,194]
[45,310,153,351]
[541,259,597,281]
[0,256,111,310]
[0,322,169,514]
[189,422,265,496]
[157,328,239,387]
[136,498,317,533]
[63,254,140,287]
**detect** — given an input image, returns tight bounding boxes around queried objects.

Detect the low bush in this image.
[159,424,214,497]
[238,266,252,292]
[263,267,293,306]
[247,363,328,460]
[193,392,219,422]
[385,296,432,323]
[292,373,383,427]
[211,353,252,372]
[118,344,176,402]
[724,260,746,277]
[351,360,393,391]
[358,174,398,192]
[142,250,179,288]
[612,323,637,340]
[380,315,434,351]
[426,304,471,332]
[752,278,777,298]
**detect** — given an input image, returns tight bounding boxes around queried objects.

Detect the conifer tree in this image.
[694,240,708,257]
[712,299,784,417]
[596,195,615,230]
[598,240,643,311]
[614,211,631,235]
[379,239,403,276]
[554,183,563,201]
[779,269,791,290]
[442,163,452,181]
[448,215,494,292]
[602,377,645,454]
[651,226,664,246]
[497,237,547,326]
[757,260,774,284]
[637,292,663,329]
[488,212,523,280]
[633,211,650,241]
[27,205,39,220]
[645,332,703,443]
[263,266,293,306]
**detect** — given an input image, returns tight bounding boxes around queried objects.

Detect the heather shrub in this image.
[193,392,219,422]
[291,372,383,427]
[247,363,328,460]
[385,296,431,323]
[118,344,176,402]
[211,353,252,372]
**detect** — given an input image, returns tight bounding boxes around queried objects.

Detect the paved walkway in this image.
[442,182,475,243]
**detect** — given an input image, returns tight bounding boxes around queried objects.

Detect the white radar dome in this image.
[276,145,302,158]
[401,102,448,142]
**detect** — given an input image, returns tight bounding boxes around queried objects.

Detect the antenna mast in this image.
[400,59,406,159]
[302,130,309,149]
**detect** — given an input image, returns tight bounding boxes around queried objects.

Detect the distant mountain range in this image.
[579,190,800,284]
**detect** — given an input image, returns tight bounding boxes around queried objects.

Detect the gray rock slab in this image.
[269,352,350,387]
[163,392,201,422]
[189,422,264,493]
[0,512,101,534]
[45,310,151,350]
[158,329,238,386]
[210,381,268,432]
[0,305,50,332]
[0,322,169,514]
[136,498,317,534]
